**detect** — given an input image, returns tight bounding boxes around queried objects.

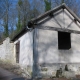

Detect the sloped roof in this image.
[28,3,80,28]
[11,3,80,41]
[11,27,29,41]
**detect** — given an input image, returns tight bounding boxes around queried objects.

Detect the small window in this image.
[58,31,71,50]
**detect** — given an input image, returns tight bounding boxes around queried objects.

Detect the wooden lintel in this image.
[36,26,80,34]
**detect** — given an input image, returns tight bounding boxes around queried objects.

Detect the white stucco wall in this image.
[35,29,80,77]
[0,37,14,62]
[14,31,33,69]
[38,9,80,31]
[33,9,80,76]
[36,30,80,63]
[36,9,80,63]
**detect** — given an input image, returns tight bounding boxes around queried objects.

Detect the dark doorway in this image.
[58,31,71,50]
[16,41,20,63]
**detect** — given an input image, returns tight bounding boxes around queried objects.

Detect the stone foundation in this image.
[34,63,80,78]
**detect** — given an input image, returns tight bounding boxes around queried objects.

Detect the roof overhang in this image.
[11,27,28,41]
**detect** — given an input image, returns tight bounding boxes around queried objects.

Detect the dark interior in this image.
[58,31,71,50]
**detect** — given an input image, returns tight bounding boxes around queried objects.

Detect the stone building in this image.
[1,3,80,78]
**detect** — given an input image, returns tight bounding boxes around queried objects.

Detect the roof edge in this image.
[28,3,80,28]
[11,27,28,42]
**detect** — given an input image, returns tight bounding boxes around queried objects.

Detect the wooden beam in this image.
[36,26,80,34]
[64,4,80,23]
[30,5,62,23]
[28,3,80,27]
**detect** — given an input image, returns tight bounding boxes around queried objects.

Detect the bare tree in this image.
[0,0,18,39]
[44,0,51,12]
[30,0,44,18]
[2,0,11,37]
[51,0,80,17]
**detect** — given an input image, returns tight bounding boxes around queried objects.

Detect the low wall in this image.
[0,37,15,62]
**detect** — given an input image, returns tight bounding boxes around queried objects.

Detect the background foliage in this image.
[0,0,80,40]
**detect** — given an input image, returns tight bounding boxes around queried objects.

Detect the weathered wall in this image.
[33,9,80,77]
[13,8,80,77]
[35,29,80,77]
[14,31,33,73]
[37,31,80,63]
[0,37,14,62]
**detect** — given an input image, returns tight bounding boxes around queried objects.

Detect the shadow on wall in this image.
[32,9,80,77]
[58,49,73,63]
[32,29,55,77]
[19,31,33,70]
[32,28,80,77]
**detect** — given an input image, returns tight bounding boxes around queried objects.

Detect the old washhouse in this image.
[12,3,80,77]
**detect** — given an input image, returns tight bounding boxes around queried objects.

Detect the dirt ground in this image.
[0,60,80,80]
[35,76,80,80]
[0,59,30,79]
